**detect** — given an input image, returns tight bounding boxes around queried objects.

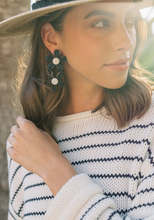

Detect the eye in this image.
[92,19,109,28]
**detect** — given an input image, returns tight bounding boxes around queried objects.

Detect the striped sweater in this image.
[7,95,154,220]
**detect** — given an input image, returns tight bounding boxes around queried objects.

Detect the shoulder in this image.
[146,91,154,117]
[127,91,154,145]
[134,91,154,125]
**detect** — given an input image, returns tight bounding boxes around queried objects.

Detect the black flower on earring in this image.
[46,49,67,72]
[49,71,65,92]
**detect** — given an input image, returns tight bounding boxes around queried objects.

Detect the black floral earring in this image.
[45,49,67,92]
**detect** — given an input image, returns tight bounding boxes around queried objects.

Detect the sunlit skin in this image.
[42,1,137,115]
[8,1,138,196]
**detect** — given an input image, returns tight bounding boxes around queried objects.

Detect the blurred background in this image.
[0,0,154,219]
[0,0,30,219]
[139,5,154,72]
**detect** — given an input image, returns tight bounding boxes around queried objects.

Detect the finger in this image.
[16,116,27,127]
[39,128,47,135]
[11,125,20,136]
[7,146,14,158]
[16,116,36,132]
[7,147,18,162]
[8,135,15,146]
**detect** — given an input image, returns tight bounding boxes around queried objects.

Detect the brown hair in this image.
[14,6,154,136]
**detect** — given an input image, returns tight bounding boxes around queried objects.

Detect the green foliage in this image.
[139,15,154,73]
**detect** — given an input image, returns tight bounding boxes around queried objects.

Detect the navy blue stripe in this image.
[117,209,127,215]
[24,182,46,191]
[15,193,53,217]
[89,173,139,181]
[106,188,154,204]
[17,196,53,215]
[11,202,24,218]
[17,201,24,216]
[148,147,154,166]
[105,188,154,200]
[10,165,21,189]
[11,173,33,204]
[108,211,117,220]
[137,187,154,196]
[9,158,12,170]
[80,197,108,220]
[24,211,46,217]
[58,122,154,143]
[123,215,127,220]
[71,156,143,166]
[104,192,134,200]
[62,139,150,154]
[8,209,16,220]
[118,202,154,215]
[24,196,53,204]
[128,201,154,212]
[140,173,154,184]
[139,171,144,179]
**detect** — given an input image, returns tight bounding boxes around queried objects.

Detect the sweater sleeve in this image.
[45,148,154,220]
[7,138,24,220]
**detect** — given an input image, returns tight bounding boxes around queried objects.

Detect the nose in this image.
[112,22,136,52]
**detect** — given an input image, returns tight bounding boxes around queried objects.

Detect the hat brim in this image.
[0,0,153,38]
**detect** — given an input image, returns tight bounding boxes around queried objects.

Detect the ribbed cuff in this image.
[45,173,103,220]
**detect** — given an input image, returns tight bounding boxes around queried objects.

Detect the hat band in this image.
[32,0,74,10]
[31,0,145,11]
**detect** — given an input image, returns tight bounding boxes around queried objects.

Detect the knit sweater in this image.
[7,95,154,220]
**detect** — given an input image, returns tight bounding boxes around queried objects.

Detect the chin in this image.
[103,80,127,90]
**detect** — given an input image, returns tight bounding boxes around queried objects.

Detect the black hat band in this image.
[32,0,75,10]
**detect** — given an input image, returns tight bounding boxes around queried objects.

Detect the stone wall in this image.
[0,0,30,219]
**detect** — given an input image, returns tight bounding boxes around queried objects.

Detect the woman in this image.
[0,0,154,219]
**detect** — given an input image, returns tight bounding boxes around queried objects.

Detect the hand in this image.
[7,116,77,196]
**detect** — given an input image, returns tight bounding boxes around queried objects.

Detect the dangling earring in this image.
[45,49,67,92]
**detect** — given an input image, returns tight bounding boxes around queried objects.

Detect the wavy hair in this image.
[14,5,154,137]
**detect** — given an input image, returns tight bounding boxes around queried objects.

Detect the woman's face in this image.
[58,1,137,90]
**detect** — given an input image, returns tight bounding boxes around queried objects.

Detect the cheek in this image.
[129,30,137,64]
[61,23,137,89]
[62,27,107,73]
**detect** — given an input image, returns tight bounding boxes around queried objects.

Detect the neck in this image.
[58,84,103,116]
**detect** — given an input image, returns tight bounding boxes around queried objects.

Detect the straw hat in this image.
[0,0,153,38]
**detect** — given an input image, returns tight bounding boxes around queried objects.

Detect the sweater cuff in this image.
[45,173,104,220]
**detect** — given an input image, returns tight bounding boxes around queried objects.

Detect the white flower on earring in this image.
[49,71,65,92]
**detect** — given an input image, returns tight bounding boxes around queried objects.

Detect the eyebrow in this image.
[84,7,138,19]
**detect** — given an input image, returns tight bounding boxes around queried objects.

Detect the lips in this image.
[105,58,129,66]
[104,58,130,71]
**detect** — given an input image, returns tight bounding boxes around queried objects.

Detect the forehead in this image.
[69,1,137,18]
[78,1,136,11]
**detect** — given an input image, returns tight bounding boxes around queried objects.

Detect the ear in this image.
[41,23,59,54]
